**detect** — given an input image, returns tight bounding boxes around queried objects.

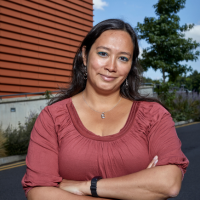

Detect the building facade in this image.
[0,0,93,97]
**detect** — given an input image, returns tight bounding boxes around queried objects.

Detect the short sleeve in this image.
[146,103,189,178]
[21,106,62,196]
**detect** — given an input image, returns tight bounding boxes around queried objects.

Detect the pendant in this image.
[101,112,105,119]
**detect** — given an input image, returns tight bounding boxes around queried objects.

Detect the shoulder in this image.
[136,101,169,117]
[47,98,71,111]
[133,101,172,134]
[39,98,72,124]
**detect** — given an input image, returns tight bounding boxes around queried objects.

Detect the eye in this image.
[97,52,108,57]
[119,56,129,62]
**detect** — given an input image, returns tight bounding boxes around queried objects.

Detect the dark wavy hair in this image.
[49,19,165,109]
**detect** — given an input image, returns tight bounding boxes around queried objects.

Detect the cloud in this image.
[139,47,143,59]
[93,0,108,10]
[184,25,200,43]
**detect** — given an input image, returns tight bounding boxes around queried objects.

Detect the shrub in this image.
[0,124,7,157]
[3,112,38,156]
[44,90,53,100]
[154,82,176,108]
[171,92,200,122]
[154,82,200,122]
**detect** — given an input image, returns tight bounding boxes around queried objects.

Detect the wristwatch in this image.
[90,176,102,197]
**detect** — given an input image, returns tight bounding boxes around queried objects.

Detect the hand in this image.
[59,179,90,196]
[147,155,158,169]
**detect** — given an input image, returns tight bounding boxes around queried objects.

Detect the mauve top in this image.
[21,98,189,196]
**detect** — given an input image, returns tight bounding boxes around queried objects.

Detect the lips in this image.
[100,74,116,81]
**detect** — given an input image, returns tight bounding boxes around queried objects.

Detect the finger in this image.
[152,156,158,167]
[147,156,158,169]
[147,157,155,169]
[147,162,153,169]
[153,159,158,167]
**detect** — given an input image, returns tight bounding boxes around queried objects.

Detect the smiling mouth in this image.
[100,74,116,81]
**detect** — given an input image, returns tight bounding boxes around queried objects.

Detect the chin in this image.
[96,84,119,93]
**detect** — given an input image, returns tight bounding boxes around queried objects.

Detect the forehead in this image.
[93,30,134,52]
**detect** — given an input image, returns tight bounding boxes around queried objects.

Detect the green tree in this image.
[142,77,153,83]
[175,75,191,90]
[142,76,161,85]
[175,70,200,92]
[137,0,200,83]
[189,70,200,93]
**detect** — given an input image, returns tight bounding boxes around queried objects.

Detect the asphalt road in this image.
[172,122,200,200]
[0,122,199,200]
[0,163,26,200]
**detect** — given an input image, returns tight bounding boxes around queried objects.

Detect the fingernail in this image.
[154,155,158,160]
[154,160,158,165]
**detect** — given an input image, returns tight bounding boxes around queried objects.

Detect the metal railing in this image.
[0,83,156,100]
[0,90,60,100]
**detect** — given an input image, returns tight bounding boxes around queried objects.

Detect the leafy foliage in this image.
[0,124,6,157]
[154,82,176,108]
[171,92,200,122]
[137,0,200,82]
[154,82,200,122]
[175,70,200,93]
[44,90,53,99]
[142,76,161,85]
[190,71,200,93]
[3,112,38,156]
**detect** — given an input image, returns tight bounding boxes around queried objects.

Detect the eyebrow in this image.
[96,46,132,57]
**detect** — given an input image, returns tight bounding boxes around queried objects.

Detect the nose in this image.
[105,56,117,72]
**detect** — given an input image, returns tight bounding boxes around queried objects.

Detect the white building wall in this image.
[138,86,154,97]
[0,96,49,130]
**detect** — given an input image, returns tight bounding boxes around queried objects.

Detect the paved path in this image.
[0,163,26,200]
[0,122,199,200]
[172,122,200,199]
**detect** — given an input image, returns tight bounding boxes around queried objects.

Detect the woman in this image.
[22,19,189,200]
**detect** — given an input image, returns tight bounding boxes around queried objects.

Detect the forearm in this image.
[27,187,112,200]
[85,165,182,200]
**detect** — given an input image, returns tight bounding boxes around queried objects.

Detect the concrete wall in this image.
[0,86,154,130]
[139,85,154,97]
[0,95,49,130]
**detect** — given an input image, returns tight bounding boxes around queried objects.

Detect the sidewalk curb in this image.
[175,119,194,126]
[0,155,26,166]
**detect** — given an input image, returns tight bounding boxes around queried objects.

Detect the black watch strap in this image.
[90,176,102,197]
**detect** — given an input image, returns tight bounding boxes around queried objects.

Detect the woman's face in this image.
[83,30,134,94]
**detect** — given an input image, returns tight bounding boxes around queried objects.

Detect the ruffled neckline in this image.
[66,98,140,141]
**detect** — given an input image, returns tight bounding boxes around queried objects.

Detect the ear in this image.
[82,46,87,66]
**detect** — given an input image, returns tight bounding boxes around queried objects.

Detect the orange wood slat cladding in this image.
[5,0,93,23]
[0,0,93,98]
[0,68,70,82]
[0,38,77,58]
[0,6,92,33]
[0,53,72,70]
[0,76,69,88]
[0,46,74,63]
[0,61,71,76]
[0,23,82,46]
[0,15,86,41]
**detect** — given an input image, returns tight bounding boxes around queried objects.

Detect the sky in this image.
[93,0,200,80]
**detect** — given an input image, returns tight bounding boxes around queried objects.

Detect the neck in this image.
[83,85,122,112]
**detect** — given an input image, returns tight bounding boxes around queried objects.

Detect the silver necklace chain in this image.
[82,92,122,119]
